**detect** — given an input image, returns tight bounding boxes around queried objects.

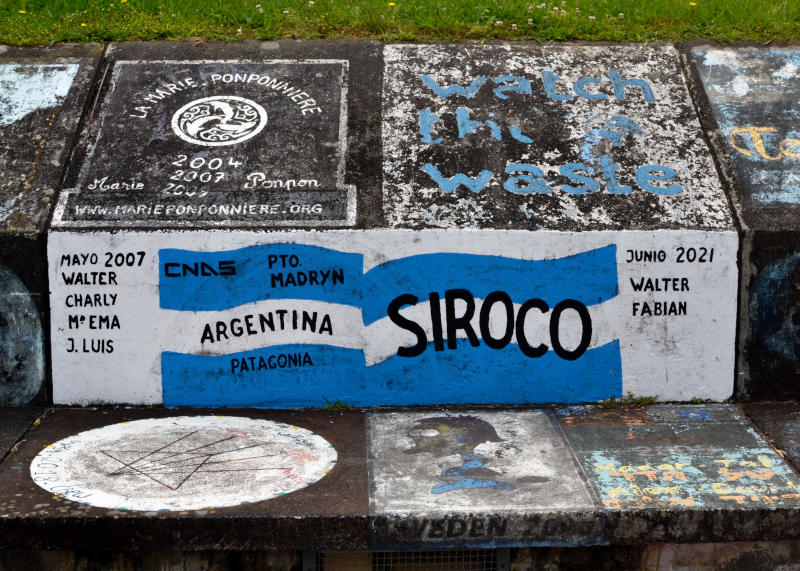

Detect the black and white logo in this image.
[171,96,268,147]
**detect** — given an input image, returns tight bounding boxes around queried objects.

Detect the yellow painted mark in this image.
[712,482,733,495]
[669,497,694,507]
[594,463,615,472]
[729,126,800,160]
[720,495,747,504]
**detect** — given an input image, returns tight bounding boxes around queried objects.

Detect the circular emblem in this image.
[171,96,267,147]
[30,416,337,511]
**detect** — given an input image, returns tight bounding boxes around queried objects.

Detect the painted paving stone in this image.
[383,43,730,231]
[29,416,337,511]
[368,411,600,547]
[0,46,100,233]
[690,47,800,213]
[49,229,736,406]
[53,59,354,227]
[557,405,800,511]
[689,48,800,400]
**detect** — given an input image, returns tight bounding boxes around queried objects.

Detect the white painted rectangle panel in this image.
[48,229,737,406]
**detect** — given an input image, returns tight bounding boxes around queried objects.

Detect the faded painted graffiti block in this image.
[383,44,731,231]
[558,405,800,511]
[743,231,800,399]
[0,46,101,232]
[690,47,800,212]
[48,229,736,406]
[688,48,800,399]
[0,46,101,405]
[367,410,601,547]
[0,264,44,405]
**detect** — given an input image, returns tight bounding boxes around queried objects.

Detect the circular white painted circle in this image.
[171,96,268,147]
[30,416,337,511]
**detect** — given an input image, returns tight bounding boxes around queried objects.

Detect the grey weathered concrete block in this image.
[0,44,101,404]
[687,44,800,401]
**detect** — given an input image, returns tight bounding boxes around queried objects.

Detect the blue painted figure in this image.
[405,415,547,494]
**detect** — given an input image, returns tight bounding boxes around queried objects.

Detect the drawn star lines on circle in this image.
[30,416,337,511]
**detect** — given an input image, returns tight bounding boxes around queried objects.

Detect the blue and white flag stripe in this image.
[159,243,363,311]
[158,244,623,407]
[162,340,622,408]
[361,246,618,325]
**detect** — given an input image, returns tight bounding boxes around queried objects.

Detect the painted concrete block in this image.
[557,404,800,512]
[48,229,737,406]
[367,410,601,548]
[0,45,101,405]
[48,43,737,407]
[688,46,800,399]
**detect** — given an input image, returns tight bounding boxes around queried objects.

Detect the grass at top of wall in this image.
[1,0,798,45]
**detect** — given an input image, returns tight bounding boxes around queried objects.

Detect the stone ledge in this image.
[2,404,800,551]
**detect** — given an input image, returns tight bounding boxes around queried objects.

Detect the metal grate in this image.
[307,549,509,571]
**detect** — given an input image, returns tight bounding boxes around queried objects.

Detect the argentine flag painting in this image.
[48,229,738,407]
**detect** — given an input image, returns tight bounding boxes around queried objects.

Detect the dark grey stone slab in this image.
[686,45,800,400]
[0,407,42,458]
[743,402,800,470]
[54,41,382,229]
[0,45,102,405]
[383,43,732,231]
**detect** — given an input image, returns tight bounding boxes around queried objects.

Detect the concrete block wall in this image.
[0,41,797,408]
[0,45,102,405]
[686,45,800,401]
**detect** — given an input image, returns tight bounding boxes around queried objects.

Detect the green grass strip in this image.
[2,0,798,45]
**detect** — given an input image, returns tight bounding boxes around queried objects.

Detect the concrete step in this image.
[2,403,800,556]
[686,45,800,402]
[52,42,737,407]
[0,40,796,409]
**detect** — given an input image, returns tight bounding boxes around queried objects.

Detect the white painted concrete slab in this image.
[48,228,737,406]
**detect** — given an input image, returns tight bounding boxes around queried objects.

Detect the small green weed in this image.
[322,397,352,410]
[600,391,658,409]
[690,397,704,404]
